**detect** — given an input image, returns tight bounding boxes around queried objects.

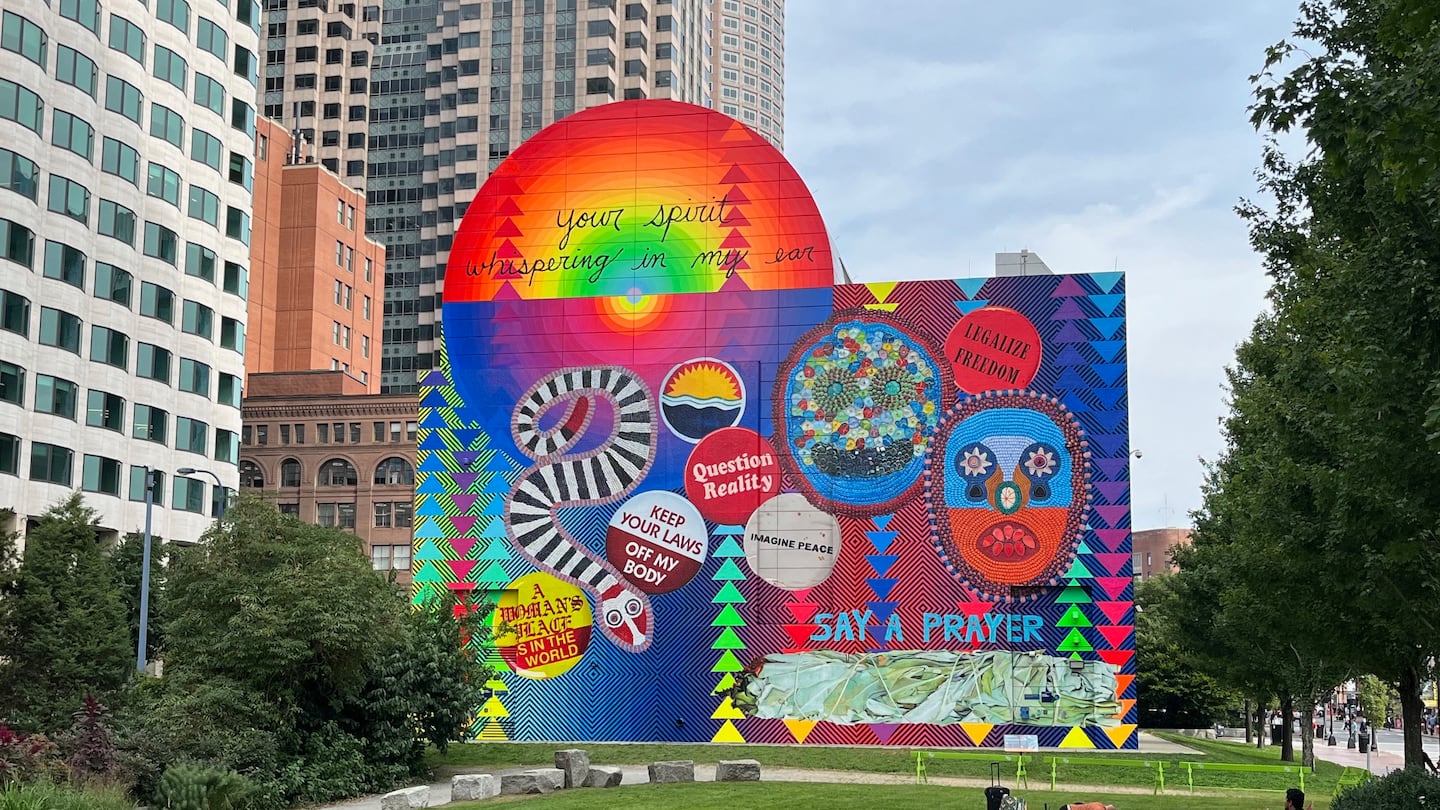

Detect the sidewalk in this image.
[1217,735,1404,776]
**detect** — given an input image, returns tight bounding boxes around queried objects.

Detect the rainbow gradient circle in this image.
[444,100,833,303]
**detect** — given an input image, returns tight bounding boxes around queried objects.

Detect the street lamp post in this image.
[136,467,155,673]
[178,467,226,520]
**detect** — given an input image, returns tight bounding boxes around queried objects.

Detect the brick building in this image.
[1132,527,1192,580]
[239,370,415,581]
[246,119,385,390]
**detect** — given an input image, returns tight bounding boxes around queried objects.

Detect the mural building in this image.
[415,100,1135,749]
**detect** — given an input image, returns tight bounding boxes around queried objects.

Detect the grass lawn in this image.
[447,782,1331,809]
[431,732,1339,795]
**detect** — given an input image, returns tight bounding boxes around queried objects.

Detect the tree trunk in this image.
[1300,705,1315,768]
[1257,701,1267,748]
[1244,698,1252,744]
[1281,695,1295,762]
[1401,664,1426,770]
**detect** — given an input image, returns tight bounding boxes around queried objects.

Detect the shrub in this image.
[155,764,253,810]
[63,695,117,785]
[1332,766,1440,810]
[0,727,64,786]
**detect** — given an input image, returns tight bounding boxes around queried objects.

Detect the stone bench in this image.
[555,748,589,788]
[716,759,761,782]
[451,774,499,801]
[582,765,623,788]
[500,768,564,795]
[379,785,429,809]
[648,760,696,784]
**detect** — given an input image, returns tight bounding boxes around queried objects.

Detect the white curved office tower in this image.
[0,0,261,545]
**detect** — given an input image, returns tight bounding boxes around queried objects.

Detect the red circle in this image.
[683,427,781,525]
[944,307,1043,393]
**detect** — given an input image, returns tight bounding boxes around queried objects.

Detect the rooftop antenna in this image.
[1159,495,1176,527]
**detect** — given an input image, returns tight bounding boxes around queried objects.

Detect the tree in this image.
[0,495,132,732]
[1239,0,1440,769]
[109,532,166,666]
[133,495,490,808]
[1134,575,1236,728]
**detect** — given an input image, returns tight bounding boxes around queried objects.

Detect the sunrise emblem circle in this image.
[660,357,746,444]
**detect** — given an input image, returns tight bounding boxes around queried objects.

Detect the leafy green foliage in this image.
[154,764,252,810]
[125,495,492,809]
[1332,766,1440,810]
[1171,0,1440,771]
[0,496,132,733]
[1134,576,1236,727]
[109,533,166,665]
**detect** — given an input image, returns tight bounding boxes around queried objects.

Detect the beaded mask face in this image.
[926,392,1091,600]
[775,311,951,516]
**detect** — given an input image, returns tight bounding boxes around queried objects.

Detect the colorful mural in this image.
[417,100,1134,749]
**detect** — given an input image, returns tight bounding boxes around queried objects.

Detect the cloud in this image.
[783,0,1298,528]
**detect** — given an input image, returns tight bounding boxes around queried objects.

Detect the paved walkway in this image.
[1217,734,1405,776]
[311,732,1197,809]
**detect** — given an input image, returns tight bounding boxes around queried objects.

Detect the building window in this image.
[89,325,128,369]
[85,389,124,432]
[172,475,206,513]
[181,300,214,339]
[81,454,122,495]
[0,291,29,336]
[0,219,33,269]
[280,458,301,487]
[140,283,175,324]
[98,201,136,245]
[215,428,237,463]
[317,502,355,529]
[108,16,144,64]
[47,175,90,224]
[218,373,240,408]
[176,416,208,455]
[0,432,17,476]
[132,404,169,444]
[143,222,179,266]
[185,244,216,283]
[150,105,185,150]
[29,442,72,486]
[59,0,100,32]
[38,307,81,354]
[0,148,38,200]
[1,12,48,69]
[0,78,43,136]
[128,466,165,502]
[136,343,172,383]
[318,458,357,486]
[0,360,24,405]
[94,263,132,308]
[50,109,92,160]
[192,129,222,170]
[197,18,227,61]
[103,76,143,124]
[371,544,411,570]
[239,460,264,487]
[153,45,188,91]
[157,0,191,35]
[178,357,210,396]
[374,457,414,486]
[221,317,244,352]
[34,374,78,420]
[43,241,86,289]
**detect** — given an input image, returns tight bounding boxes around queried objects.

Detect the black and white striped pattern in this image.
[505,366,657,652]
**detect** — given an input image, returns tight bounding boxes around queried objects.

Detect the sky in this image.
[782,0,1303,531]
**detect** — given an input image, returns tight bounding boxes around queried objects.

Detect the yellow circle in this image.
[492,572,593,680]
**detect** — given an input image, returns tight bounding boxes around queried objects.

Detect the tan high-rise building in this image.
[260,0,380,185]
[247,119,386,391]
[710,0,783,148]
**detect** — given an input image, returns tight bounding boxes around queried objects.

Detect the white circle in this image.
[742,493,841,590]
